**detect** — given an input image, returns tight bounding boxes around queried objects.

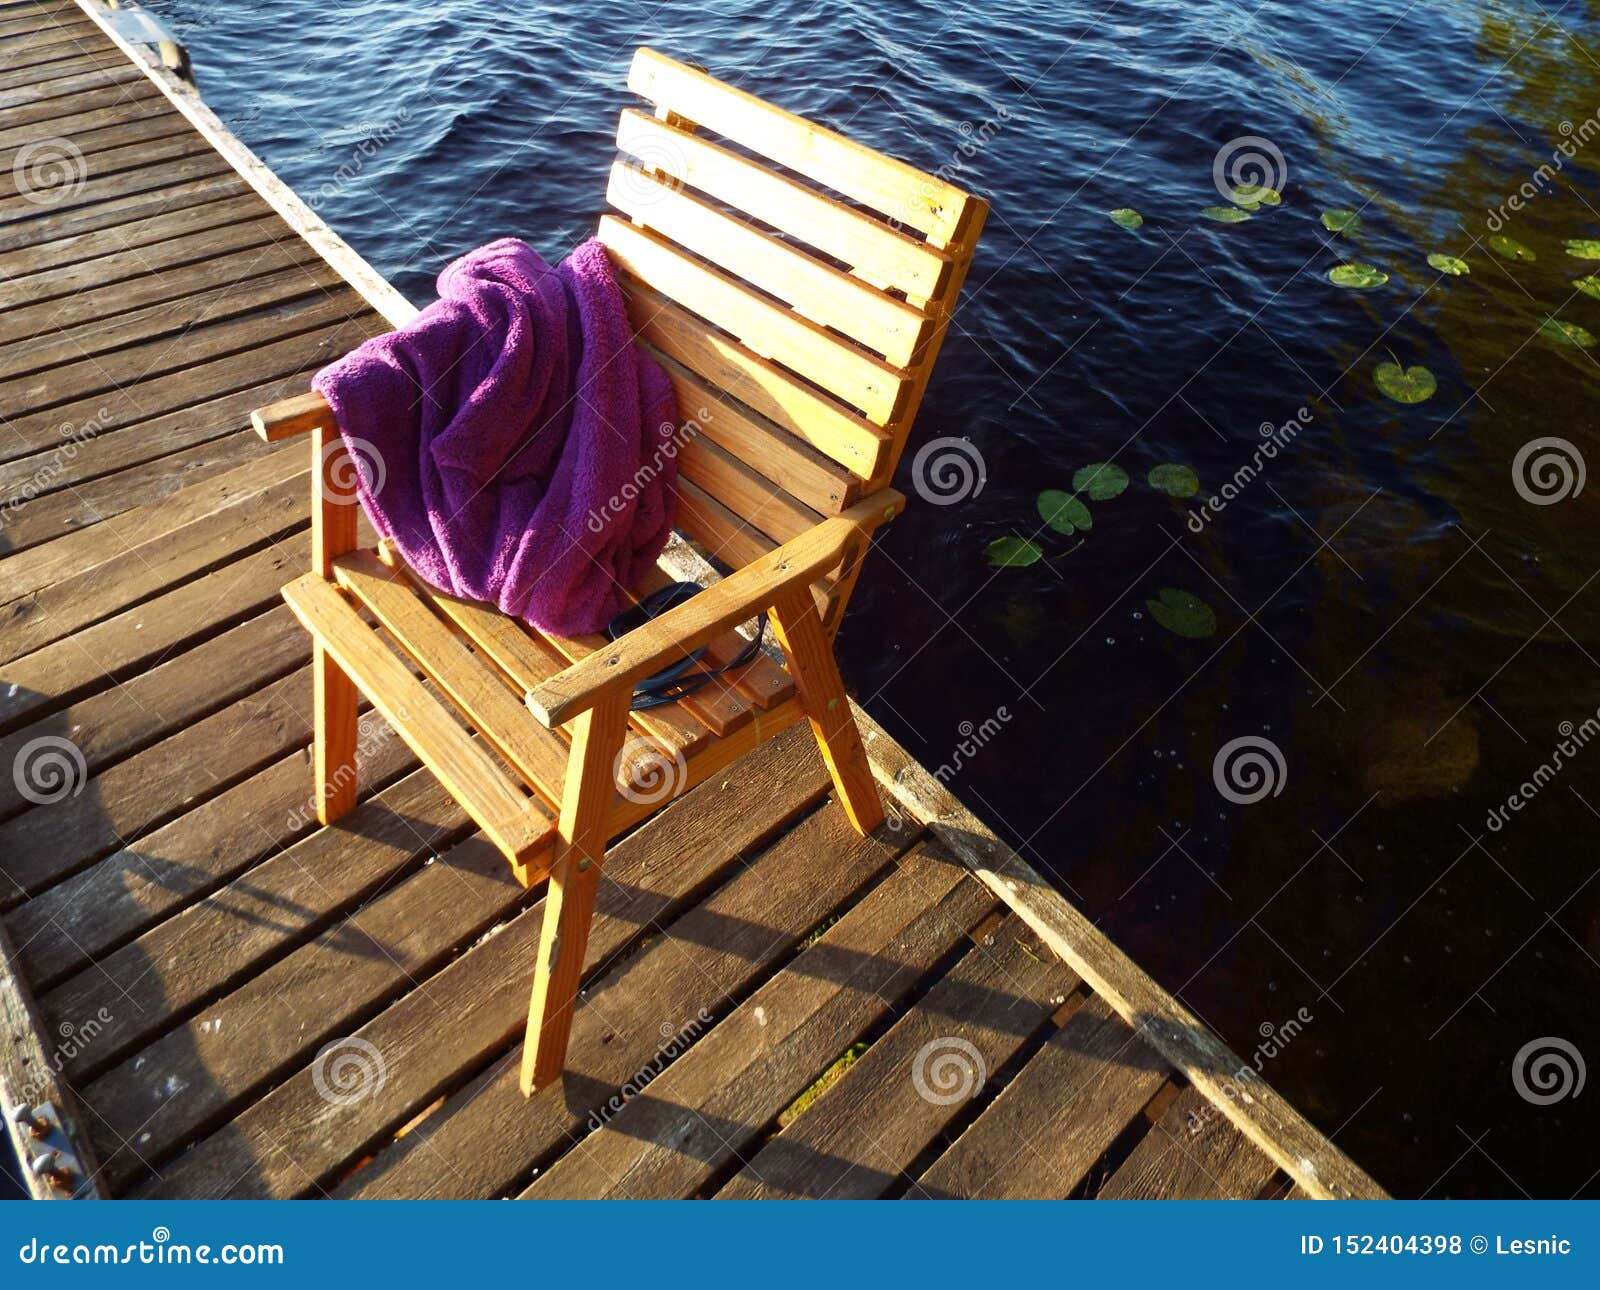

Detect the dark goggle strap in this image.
[607,582,768,711]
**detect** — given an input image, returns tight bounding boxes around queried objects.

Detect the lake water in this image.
[150,0,1600,1196]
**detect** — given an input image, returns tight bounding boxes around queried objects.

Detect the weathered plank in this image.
[0,602,308,820]
[0,531,311,735]
[337,801,909,1199]
[914,995,1169,1199]
[0,464,308,662]
[715,915,1072,1199]
[0,917,102,1198]
[526,842,996,1199]
[138,728,833,1199]
[1098,1085,1283,1200]
[7,714,414,991]
[0,665,317,903]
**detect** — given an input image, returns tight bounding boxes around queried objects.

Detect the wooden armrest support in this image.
[526,502,894,727]
[253,390,334,441]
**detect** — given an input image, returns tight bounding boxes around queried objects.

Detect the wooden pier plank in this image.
[139,728,835,1199]
[715,915,1073,1200]
[525,841,997,1200]
[1098,1086,1283,1200]
[914,995,1170,1199]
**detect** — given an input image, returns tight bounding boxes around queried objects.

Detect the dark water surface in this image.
[151,0,1600,1196]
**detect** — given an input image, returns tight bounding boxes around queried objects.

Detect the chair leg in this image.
[521,690,630,1095]
[311,419,360,825]
[770,589,886,834]
[313,643,359,824]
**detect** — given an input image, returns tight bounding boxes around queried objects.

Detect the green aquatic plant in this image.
[1328,262,1389,289]
[985,536,1044,567]
[1202,205,1252,224]
[1036,489,1092,535]
[1229,184,1281,210]
[1488,234,1535,262]
[1071,462,1129,500]
[1321,209,1362,234]
[1574,274,1600,300]
[1374,361,1437,404]
[1108,208,1144,230]
[1146,588,1217,639]
[1426,253,1470,276]
[1563,238,1600,260]
[1539,317,1597,348]
[1147,463,1201,497]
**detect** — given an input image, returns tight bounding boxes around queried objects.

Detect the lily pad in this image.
[1540,317,1597,348]
[1488,234,1535,262]
[1234,184,1281,207]
[1374,362,1436,404]
[1146,588,1217,639]
[984,536,1044,568]
[1564,238,1600,260]
[1071,462,1129,500]
[1321,209,1362,234]
[1108,207,1143,230]
[1201,205,1252,224]
[1574,274,1600,300]
[1037,489,1092,535]
[1327,262,1389,289]
[1427,253,1470,276]
[1148,463,1201,497]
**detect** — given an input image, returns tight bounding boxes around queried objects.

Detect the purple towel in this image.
[312,236,680,637]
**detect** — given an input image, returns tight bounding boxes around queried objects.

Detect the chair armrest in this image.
[526,509,885,727]
[253,390,334,441]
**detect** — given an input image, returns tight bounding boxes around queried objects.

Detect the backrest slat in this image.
[609,48,985,579]
[628,49,973,245]
[615,110,951,303]
[599,215,907,424]
[609,161,931,367]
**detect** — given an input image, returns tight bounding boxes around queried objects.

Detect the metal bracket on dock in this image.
[99,1,193,84]
[5,1101,94,1200]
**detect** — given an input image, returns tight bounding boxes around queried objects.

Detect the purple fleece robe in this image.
[312,236,679,637]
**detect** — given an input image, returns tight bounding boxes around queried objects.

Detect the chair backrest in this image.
[599,49,987,619]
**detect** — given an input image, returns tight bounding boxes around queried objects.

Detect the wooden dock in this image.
[0,0,1387,1200]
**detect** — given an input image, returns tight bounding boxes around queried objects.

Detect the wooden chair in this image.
[252,48,987,1093]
